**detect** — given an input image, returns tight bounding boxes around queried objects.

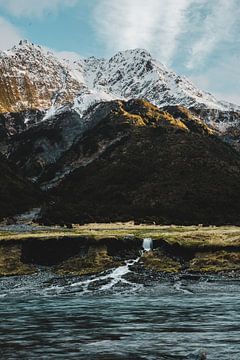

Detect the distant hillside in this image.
[39,99,240,226]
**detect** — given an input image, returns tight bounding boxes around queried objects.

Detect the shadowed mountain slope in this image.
[0,154,42,220]
[39,99,240,225]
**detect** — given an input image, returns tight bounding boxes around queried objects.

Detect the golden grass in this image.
[0,223,240,248]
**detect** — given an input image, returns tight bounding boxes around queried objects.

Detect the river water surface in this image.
[0,268,240,360]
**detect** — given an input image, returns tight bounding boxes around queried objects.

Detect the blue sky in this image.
[0,0,239,105]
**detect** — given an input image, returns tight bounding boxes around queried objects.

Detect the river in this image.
[0,267,239,359]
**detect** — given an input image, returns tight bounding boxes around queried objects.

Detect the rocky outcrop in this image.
[190,107,240,151]
[0,40,82,113]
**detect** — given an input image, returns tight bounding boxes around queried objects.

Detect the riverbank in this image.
[0,223,240,277]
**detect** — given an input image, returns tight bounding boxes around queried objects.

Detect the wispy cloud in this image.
[94,0,239,70]
[0,16,22,50]
[0,0,238,105]
[187,0,240,69]
[0,0,77,17]
[94,0,194,65]
[93,0,240,105]
[191,55,240,105]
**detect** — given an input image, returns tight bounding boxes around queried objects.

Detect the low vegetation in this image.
[40,100,240,226]
[0,224,240,276]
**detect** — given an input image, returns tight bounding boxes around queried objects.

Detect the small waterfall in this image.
[142,238,153,252]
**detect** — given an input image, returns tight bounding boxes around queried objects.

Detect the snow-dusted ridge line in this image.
[1,40,240,127]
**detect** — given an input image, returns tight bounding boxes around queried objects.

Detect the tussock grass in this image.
[0,223,240,248]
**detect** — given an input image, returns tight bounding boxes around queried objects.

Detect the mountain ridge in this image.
[1,42,240,223]
[0,40,239,135]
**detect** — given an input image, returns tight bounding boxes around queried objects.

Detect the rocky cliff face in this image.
[0,40,82,114]
[38,99,240,226]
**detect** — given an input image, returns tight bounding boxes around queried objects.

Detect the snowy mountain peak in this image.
[6,39,44,56]
[0,42,84,113]
[109,48,153,62]
[0,42,239,130]
[3,40,57,64]
[18,39,36,48]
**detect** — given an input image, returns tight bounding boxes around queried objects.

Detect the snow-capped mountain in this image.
[82,49,239,111]
[2,41,240,224]
[0,40,239,133]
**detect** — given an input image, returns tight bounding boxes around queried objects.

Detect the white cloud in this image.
[94,0,194,65]
[94,0,239,75]
[0,16,22,50]
[187,0,239,69]
[0,0,77,17]
[190,56,240,105]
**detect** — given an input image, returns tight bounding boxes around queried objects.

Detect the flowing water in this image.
[0,239,240,359]
[142,238,153,252]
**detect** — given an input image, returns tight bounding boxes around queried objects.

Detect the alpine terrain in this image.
[0,40,240,224]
